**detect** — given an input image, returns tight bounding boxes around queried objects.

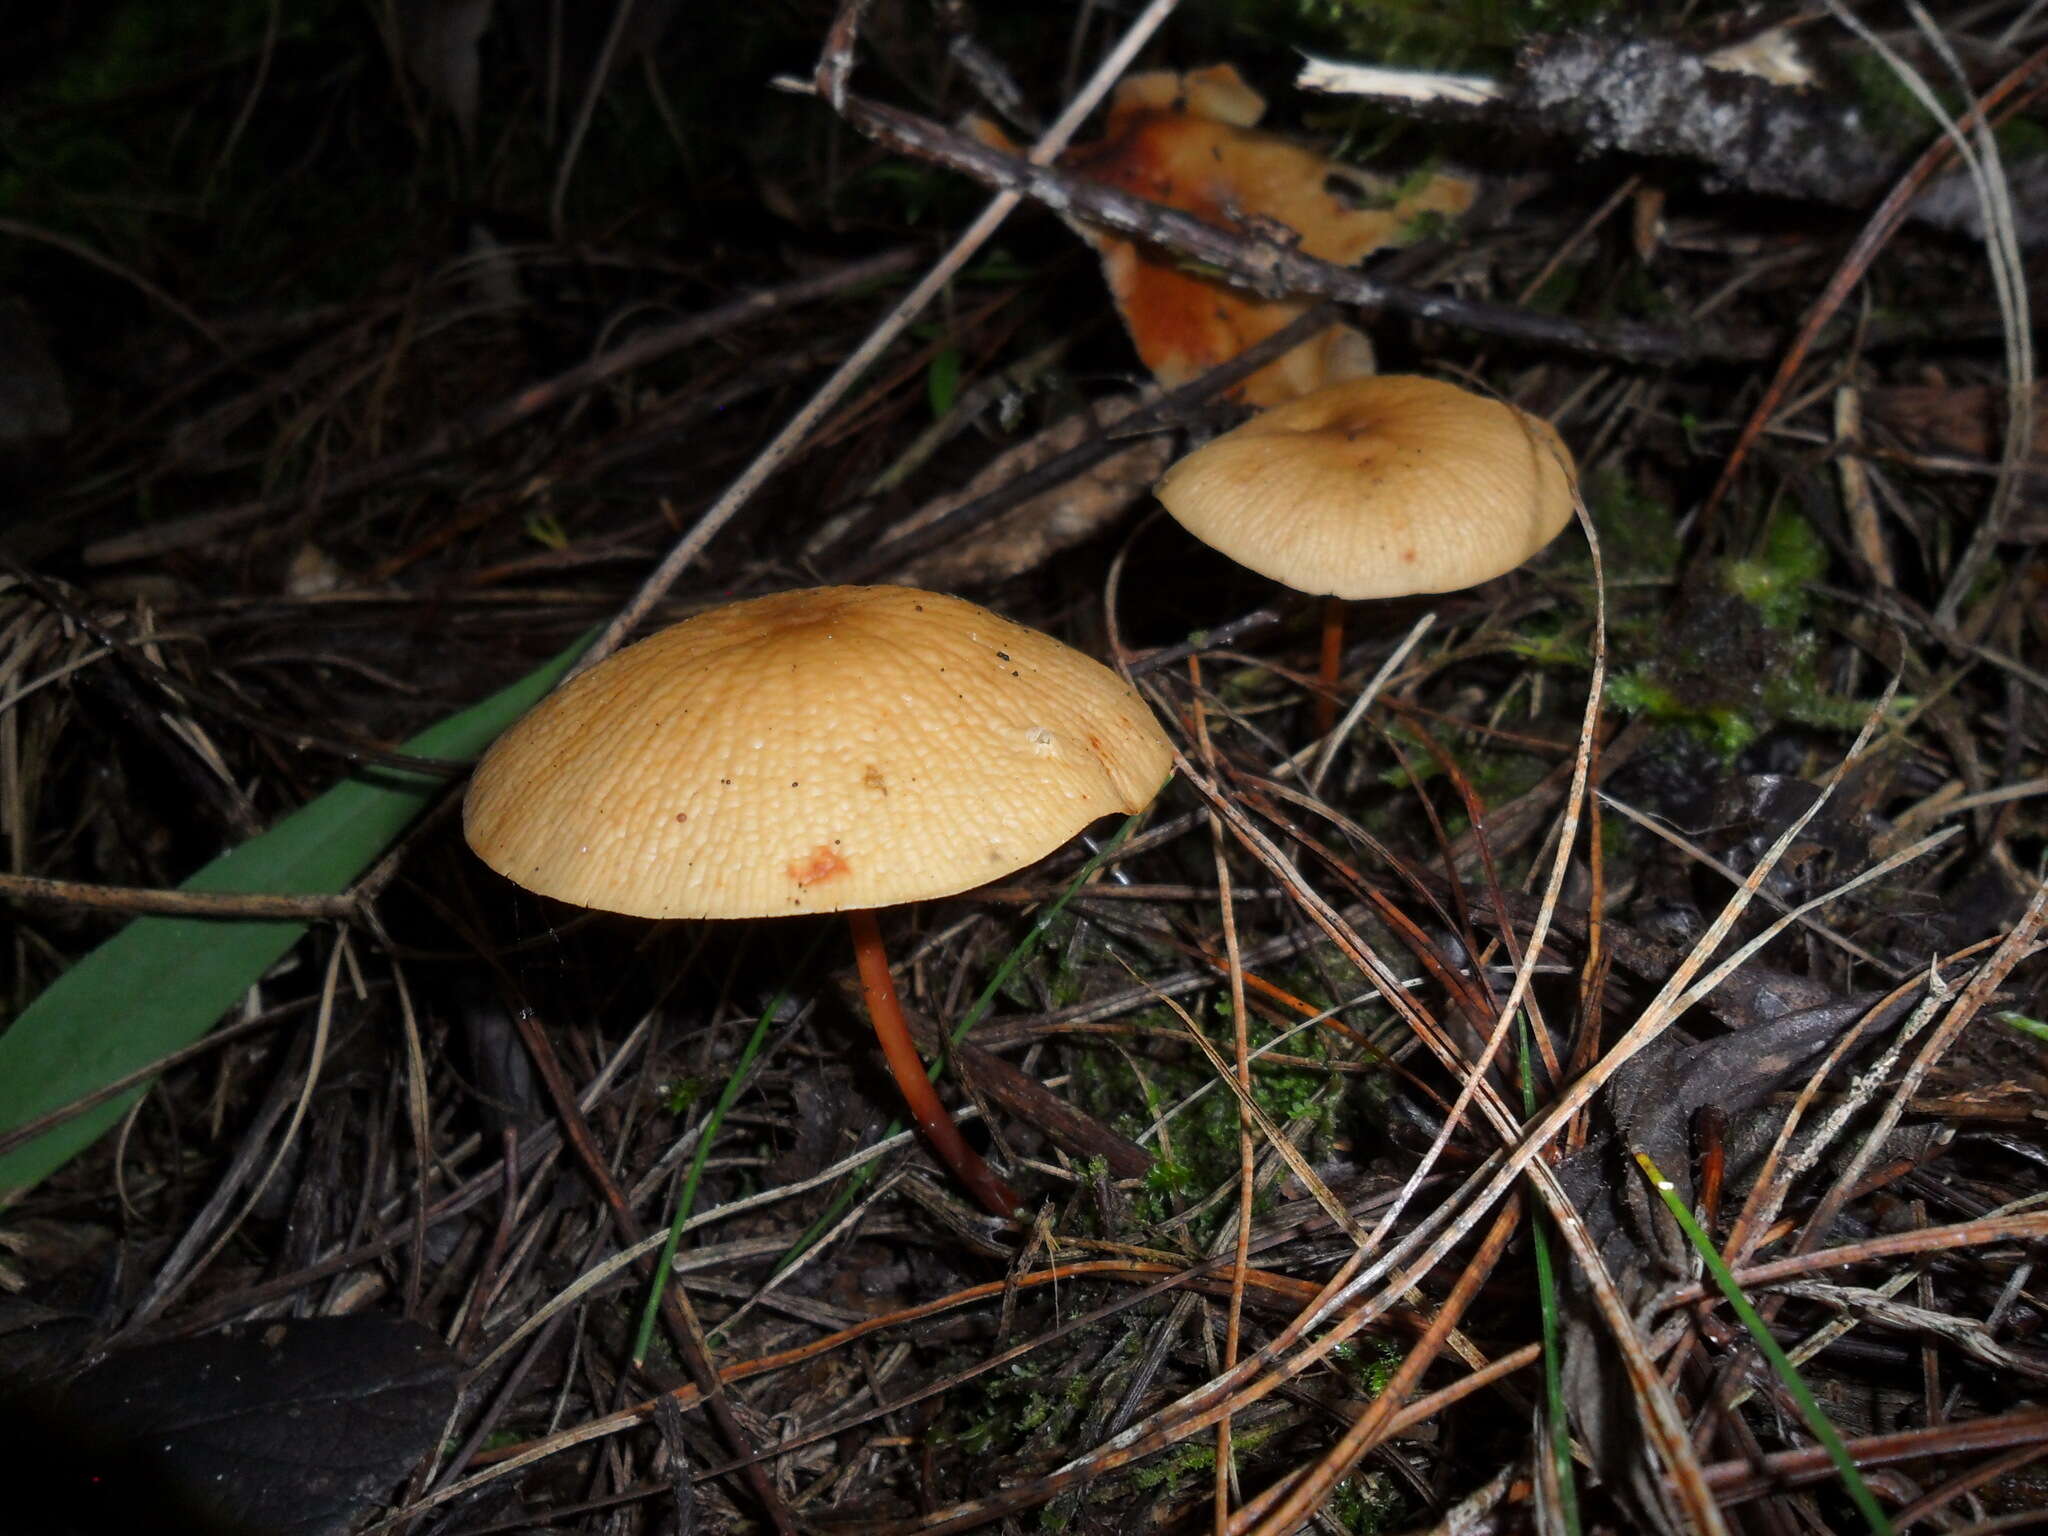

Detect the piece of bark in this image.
[1305,30,2048,244]
[885,394,1172,588]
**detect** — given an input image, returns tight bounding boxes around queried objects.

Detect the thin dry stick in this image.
[0,870,355,921]
[1235,1196,1524,1536]
[1698,41,2048,531]
[1188,656,1256,1536]
[1795,877,2048,1250]
[827,91,1710,363]
[580,0,1185,668]
[1698,1406,2048,1504]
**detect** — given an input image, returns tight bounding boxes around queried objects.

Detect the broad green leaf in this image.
[0,633,591,1203]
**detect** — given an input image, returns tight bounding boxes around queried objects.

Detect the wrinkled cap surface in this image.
[1154,375,1578,599]
[464,586,1175,918]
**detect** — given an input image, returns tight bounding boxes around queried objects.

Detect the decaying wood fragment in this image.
[882,394,1173,588]
[1302,31,2048,243]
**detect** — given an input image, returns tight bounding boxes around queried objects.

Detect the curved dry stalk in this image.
[1187,655,1258,1536]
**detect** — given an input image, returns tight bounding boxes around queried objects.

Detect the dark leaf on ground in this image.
[0,1315,459,1536]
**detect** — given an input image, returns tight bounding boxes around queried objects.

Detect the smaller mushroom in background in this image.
[974,64,1474,408]
[463,585,1175,1220]
[1153,375,1579,732]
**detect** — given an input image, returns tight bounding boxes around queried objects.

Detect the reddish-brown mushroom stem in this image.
[847,907,1020,1220]
[1315,595,1347,736]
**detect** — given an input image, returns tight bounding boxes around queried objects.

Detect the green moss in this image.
[942,1359,1063,1460]
[1129,1421,1280,1495]
[1586,467,1681,578]
[1605,668,1680,718]
[1525,265,1583,315]
[1327,1470,1405,1533]
[658,1076,706,1116]
[1724,511,1827,630]
[1841,48,1945,152]
[1129,1438,1215,1493]
[1072,1004,1355,1232]
[1335,1333,1404,1397]
[1995,114,2048,161]
[1573,506,1889,757]
[1501,626,1593,669]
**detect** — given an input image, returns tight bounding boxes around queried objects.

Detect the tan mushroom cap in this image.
[464,586,1174,919]
[1154,376,1579,600]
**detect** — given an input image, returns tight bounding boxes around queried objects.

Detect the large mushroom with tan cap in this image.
[463,585,1174,1218]
[1154,375,1577,729]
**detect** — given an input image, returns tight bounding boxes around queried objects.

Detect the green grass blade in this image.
[631,929,828,1369]
[1519,1016,1582,1536]
[1634,1152,1896,1536]
[0,634,591,1202]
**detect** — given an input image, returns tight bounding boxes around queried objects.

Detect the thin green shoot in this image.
[1633,1151,1895,1536]
[631,928,829,1368]
[1520,1014,1581,1536]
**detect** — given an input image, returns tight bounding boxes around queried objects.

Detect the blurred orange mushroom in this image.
[1050,65,1475,407]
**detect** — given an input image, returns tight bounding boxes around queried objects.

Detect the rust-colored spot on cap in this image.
[787,845,852,887]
